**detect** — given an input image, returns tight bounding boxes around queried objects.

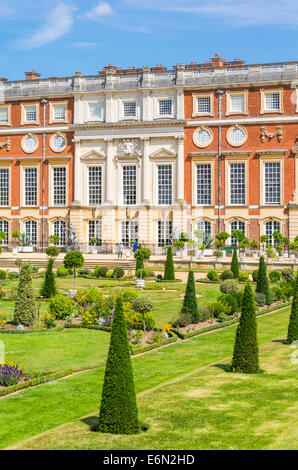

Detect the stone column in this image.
[142,137,150,203]
[72,140,81,205]
[105,138,114,204]
[176,136,185,203]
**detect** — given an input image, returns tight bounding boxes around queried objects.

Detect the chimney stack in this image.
[25,70,41,81]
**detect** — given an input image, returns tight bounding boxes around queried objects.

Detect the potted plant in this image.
[173,239,185,257]
[179,232,189,258]
[49,234,60,246]
[18,232,33,253]
[289,242,297,259]
[275,245,283,258]
[199,241,206,259]
[186,240,197,261]
[89,237,98,254]
[11,230,21,254]
[215,232,230,258]
[214,249,223,262]
[238,237,250,262]
[260,235,268,255]
[134,247,152,287]
[282,237,290,258]
[250,239,259,258]
[266,245,278,260]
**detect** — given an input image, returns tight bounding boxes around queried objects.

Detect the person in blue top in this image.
[132,239,138,253]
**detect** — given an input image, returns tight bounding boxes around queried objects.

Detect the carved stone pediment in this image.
[116,139,142,157]
[150,147,176,159]
[80,150,106,161]
[126,208,139,220]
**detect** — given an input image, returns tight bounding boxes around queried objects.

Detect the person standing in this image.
[133,239,138,253]
[117,242,124,259]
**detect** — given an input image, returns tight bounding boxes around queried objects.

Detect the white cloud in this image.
[74,41,101,48]
[14,3,74,49]
[86,1,114,18]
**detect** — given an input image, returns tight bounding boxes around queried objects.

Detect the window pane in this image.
[197,164,211,205]
[0,219,8,244]
[24,136,37,152]
[53,135,66,151]
[123,166,136,205]
[264,162,280,204]
[265,221,281,246]
[230,95,245,113]
[159,100,172,115]
[54,105,66,120]
[53,220,66,246]
[158,165,172,205]
[88,103,101,120]
[88,167,102,205]
[197,96,211,113]
[25,106,37,121]
[53,168,66,205]
[25,220,37,245]
[196,220,211,236]
[158,220,172,247]
[229,127,246,145]
[231,221,245,246]
[88,220,102,246]
[265,93,280,110]
[196,129,212,147]
[24,168,37,206]
[0,169,9,206]
[0,107,8,123]
[230,163,245,205]
[123,101,136,117]
[121,221,138,246]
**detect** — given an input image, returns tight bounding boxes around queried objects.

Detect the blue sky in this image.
[1,0,298,80]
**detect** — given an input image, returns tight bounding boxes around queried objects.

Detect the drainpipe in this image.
[40,98,48,252]
[216,88,225,233]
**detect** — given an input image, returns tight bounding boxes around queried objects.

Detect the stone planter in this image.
[190,256,196,262]
[240,254,246,262]
[290,254,295,259]
[89,246,97,254]
[180,249,187,259]
[18,246,33,253]
[216,257,222,262]
[252,251,258,259]
[204,249,213,256]
[136,279,145,287]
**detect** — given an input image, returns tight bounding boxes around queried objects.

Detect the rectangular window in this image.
[121,221,138,246]
[53,105,66,121]
[88,166,102,205]
[24,168,37,206]
[123,166,136,205]
[0,220,8,245]
[159,99,172,116]
[88,103,101,121]
[158,165,172,205]
[123,101,136,117]
[0,107,9,124]
[25,106,37,122]
[264,93,280,111]
[196,164,211,205]
[264,162,281,204]
[230,163,245,205]
[53,167,66,205]
[158,220,173,247]
[197,96,211,114]
[0,169,9,206]
[230,95,245,113]
[88,220,102,246]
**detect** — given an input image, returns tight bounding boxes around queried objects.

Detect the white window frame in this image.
[226,91,248,116]
[87,102,102,122]
[21,134,39,154]
[263,161,281,205]
[52,167,67,206]
[192,93,214,117]
[226,125,248,147]
[122,164,137,206]
[88,220,102,246]
[229,162,246,205]
[195,220,212,238]
[21,103,39,125]
[264,220,281,246]
[121,220,138,246]
[0,105,11,125]
[157,164,173,206]
[0,219,9,245]
[49,101,68,123]
[230,220,246,246]
[24,219,37,246]
[52,220,66,247]
[157,220,173,247]
[0,168,9,207]
[260,89,283,114]
[196,163,212,205]
[50,133,67,153]
[88,165,103,206]
[23,167,38,207]
[193,126,214,149]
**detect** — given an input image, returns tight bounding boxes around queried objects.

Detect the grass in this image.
[0,306,292,449]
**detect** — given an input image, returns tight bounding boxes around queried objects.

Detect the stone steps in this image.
[0,257,136,271]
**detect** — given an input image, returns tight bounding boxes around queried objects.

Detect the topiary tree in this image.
[132,296,153,331]
[231,282,259,373]
[134,248,151,277]
[181,271,200,322]
[98,296,139,434]
[64,251,84,290]
[164,247,175,280]
[230,248,239,279]
[45,246,59,258]
[40,257,57,298]
[286,275,298,344]
[256,256,270,304]
[14,263,37,327]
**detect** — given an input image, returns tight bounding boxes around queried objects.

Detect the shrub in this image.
[95,266,109,278]
[136,268,148,278]
[56,266,69,277]
[220,279,239,294]
[238,272,249,283]
[286,275,298,344]
[197,305,209,322]
[252,270,259,282]
[14,263,37,327]
[181,271,200,322]
[49,294,75,320]
[232,283,259,373]
[256,256,270,305]
[8,272,19,280]
[132,296,153,331]
[0,363,23,387]
[0,270,6,280]
[220,269,234,280]
[218,293,238,315]
[171,312,193,328]
[233,290,244,309]
[281,267,295,283]
[97,297,139,434]
[269,270,281,282]
[207,270,219,281]
[126,311,156,331]
[78,268,91,278]
[40,258,57,298]
[45,246,59,258]
[254,292,266,307]
[208,302,229,321]
[85,286,102,304]
[271,286,284,301]
[231,248,239,279]
[121,289,138,304]
[113,267,125,279]
[281,282,294,300]
[164,247,175,281]
[106,270,114,278]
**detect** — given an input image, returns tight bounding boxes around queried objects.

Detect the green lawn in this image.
[0,306,293,450]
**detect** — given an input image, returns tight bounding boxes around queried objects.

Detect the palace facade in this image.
[0,56,298,251]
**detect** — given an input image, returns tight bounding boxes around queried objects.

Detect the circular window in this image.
[50,133,67,153]
[193,127,213,148]
[227,125,247,147]
[22,134,38,153]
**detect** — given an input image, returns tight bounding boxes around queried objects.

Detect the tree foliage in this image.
[164,247,175,280]
[231,248,239,279]
[40,258,57,298]
[286,275,298,344]
[181,271,200,322]
[256,256,270,304]
[14,263,37,326]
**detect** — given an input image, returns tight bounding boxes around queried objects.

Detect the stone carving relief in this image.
[116,139,142,157]
[260,126,282,143]
[0,137,10,151]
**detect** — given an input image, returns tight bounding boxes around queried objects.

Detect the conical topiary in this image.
[98,296,139,434]
[256,256,270,304]
[40,258,57,298]
[181,271,200,322]
[14,263,37,327]
[232,282,259,373]
[231,247,239,279]
[164,247,175,280]
[286,275,298,344]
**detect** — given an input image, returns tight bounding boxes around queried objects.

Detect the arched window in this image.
[265,221,281,246]
[230,220,245,246]
[53,220,66,246]
[196,220,211,236]
[25,220,37,245]
[0,219,8,245]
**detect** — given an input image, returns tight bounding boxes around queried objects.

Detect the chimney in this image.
[25,70,41,81]
[211,54,225,68]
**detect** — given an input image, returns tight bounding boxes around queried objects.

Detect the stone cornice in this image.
[186,115,298,127]
[71,120,186,130]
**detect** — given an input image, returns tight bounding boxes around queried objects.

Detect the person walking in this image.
[132,239,138,254]
[117,242,124,259]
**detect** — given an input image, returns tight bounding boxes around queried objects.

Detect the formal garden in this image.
[0,243,297,450]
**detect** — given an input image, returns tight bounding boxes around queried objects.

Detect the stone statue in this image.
[68,224,78,247]
[172,227,180,241]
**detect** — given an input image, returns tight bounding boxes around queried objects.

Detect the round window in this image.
[227,126,247,147]
[22,134,38,153]
[51,133,67,152]
[193,127,213,148]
